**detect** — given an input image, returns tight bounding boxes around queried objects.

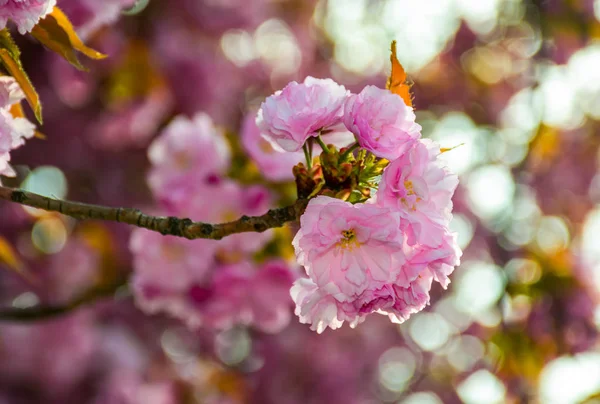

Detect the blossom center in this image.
[339,229,360,250]
[399,180,421,211]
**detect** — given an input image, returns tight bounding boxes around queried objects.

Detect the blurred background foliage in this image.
[1,0,600,403]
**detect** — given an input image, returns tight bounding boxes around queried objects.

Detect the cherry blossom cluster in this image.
[130,113,296,333]
[257,77,461,333]
[0,0,56,34]
[0,76,35,182]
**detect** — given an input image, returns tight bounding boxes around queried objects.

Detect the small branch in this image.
[0,186,308,240]
[0,280,126,322]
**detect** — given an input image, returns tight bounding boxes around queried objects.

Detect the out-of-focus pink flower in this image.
[257,77,349,152]
[45,239,99,304]
[147,112,230,204]
[375,139,458,247]
[291,196,461,333]
[0,313,96,396]
[59,0,135,39]
[94,369,177,404]
[343,86,421,160]
[90,88,173,151]
[0,76,35,179]
[241,112,304,182]
[174,180,273,254]
[130,228,217,314]
[178,0,270,33]
[188,260,296,333]
[0,0,56,34]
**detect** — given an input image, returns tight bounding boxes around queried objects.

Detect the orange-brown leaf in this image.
[386,40,413,107]
[9,103,45,138]
[440,143,465,153]
[0,29,42,123]
[0,236,23,272]
[31,6,106,71]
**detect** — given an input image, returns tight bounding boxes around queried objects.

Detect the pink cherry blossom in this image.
[343,85,421,160]
[293,196,406,298]
[257,76,349,152]
[0,76,35,179]
[147,112,230,205]
[291,268,436,333]
[241,112,304,181]
[375,139,459,247]
[0,0,56,34]
[291,195,461,332]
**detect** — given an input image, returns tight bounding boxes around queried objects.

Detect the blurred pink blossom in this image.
[0,313,96,397]
[188,260,296,333]
[0,76,35,179]
[241,112,304,182]
[343,85,421,160]
[376,139,458,247]
[0,0,56,34]
[257,77,349,152]
[93,369,177,404]
[147,112,230,206]
[90,88,173,151]
[59,0,135,39]
[130,229,217,308]
[45,239,99,304]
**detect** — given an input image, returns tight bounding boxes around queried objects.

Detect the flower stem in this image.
[303,142,312,169]
[340,142,360,159]
[315,135,330,153]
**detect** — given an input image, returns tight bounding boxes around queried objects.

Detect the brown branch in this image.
[0,186,308,239]
[0,279,127,322]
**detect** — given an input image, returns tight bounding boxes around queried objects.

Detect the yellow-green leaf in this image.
[0,29,42,123]
[31,6,106,71]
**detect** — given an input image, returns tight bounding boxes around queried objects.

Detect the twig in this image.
[0,186,308,240]
[0,280,126,322]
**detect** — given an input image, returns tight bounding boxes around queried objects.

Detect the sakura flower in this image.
[0,0,56,34]
[291,268,436,333]
[241,112,304,182]
[147,112,230,205]
[257,77,349,152]
[343,85,421,160]
[375,139,459,247]
[0,76,36,179]
[291,196,461,332]
[293,196,406,298]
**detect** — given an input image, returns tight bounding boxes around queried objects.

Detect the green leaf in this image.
[31,7,106,71]
[0,29,42,123]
